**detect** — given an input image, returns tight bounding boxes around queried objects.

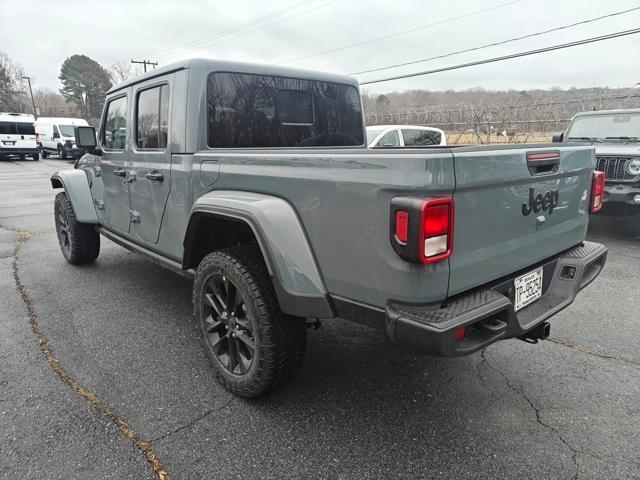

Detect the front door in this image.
[129,80,172,244]
[99,94,131,233]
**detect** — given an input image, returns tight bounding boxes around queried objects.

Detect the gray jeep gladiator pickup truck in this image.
[51,59,607,397]
[553,108,640,216]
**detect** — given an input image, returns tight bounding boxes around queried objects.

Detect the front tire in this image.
[54,192,100,264]
[193,246,306,398]
[58,145,67,159]
[32,152,39,161]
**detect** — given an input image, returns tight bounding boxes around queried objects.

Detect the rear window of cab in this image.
[206,72,363,148]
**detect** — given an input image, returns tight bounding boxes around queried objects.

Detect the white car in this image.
[0,112,39,161]
[366,125,447,148]
[36,117,89,159]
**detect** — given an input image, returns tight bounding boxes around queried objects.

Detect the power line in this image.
[351,6,640,76]
[359,28,640,85]
[143,0,319,60]
[156,0,339,63]
[276,0,522,64]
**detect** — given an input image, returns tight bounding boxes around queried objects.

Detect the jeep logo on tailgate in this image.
[522,188,559,216]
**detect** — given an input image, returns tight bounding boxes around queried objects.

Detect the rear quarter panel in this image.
[194,150,456,308]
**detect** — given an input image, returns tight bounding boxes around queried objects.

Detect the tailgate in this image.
[448,144,595,296]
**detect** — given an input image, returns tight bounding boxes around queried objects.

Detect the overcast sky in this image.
[1,0,639,94]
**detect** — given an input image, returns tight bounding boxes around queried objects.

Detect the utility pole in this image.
[131,59,158,73]
[21,76,37,119]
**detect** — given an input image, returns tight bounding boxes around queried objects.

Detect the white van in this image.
[36,117,89,159]
[0,113,39,161]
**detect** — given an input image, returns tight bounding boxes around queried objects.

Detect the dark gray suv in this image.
[554,108,640,216]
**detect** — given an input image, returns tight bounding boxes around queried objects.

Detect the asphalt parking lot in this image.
[1,157,639,480]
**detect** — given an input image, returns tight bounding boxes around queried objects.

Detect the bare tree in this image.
[108,61,143,85]
[363,86,640,145]
[33,87,78,117]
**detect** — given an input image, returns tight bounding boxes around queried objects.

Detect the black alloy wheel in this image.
[53,192,100,264]
[55,198,71,258]
[202,274,256,375]
[193,246,307,397]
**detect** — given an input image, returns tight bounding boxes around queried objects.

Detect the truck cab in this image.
[554,108,640,216]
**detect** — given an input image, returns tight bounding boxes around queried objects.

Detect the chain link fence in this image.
[365,93,640,144]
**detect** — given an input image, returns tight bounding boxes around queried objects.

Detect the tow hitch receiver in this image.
[518,322,550,344]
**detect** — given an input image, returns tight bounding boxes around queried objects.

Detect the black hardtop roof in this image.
[107,58,360,94]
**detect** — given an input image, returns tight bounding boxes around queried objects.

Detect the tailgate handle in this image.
[527,151,560,176]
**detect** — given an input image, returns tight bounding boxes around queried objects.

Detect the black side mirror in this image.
[552,132,564,143]
[75,126,97,148]
[75,126,102,156]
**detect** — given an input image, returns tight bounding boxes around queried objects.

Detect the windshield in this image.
[59,125,76,137]
[366,128,384,145]
[567,113,640,140]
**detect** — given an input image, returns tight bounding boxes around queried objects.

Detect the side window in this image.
[402,129,441,146]
[376,130,400,147]
[103,96,128,150]
[136,84,169,150]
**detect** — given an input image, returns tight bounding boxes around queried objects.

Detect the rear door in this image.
[0,121,17,151]
[128,79,172,244]
[448,145,595,296]
[99,94,132,233]
[16,121,37,149]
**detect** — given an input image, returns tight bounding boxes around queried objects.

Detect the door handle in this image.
[145,171,164,182]
[113,168,127,177]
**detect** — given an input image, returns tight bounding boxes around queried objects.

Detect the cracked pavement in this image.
[1,158,639,479]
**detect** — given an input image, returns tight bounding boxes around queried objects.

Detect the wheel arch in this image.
[50,170,98,223]
[184,190,334,319]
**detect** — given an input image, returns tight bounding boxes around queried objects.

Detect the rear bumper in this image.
[385,241,607,356]
[0,147,39,156]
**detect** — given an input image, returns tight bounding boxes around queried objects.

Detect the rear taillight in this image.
[590,170,606,213]
[390,196,454,265]
[419,198,454,264]
[35,132,40,142]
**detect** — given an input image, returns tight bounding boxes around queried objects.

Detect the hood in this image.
[593,143,640,156]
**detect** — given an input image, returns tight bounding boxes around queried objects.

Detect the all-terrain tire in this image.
[193,246,306,398]
[54,192,100,264]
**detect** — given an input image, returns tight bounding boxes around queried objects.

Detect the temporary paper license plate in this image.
[514,267,543,311]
